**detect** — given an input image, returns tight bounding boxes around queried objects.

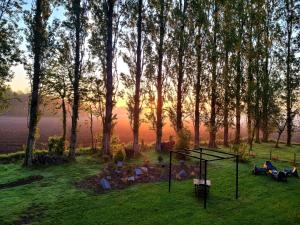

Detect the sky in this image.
[10,65,29,93]
[9,1,60,93]
[8,1,129,105]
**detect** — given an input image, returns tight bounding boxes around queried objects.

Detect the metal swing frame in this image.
[168,147,239,209]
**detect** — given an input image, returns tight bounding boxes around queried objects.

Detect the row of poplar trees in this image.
[1,0,299,166]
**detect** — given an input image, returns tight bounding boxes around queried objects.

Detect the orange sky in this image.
[10,60,129,108]
[10,65,30,93]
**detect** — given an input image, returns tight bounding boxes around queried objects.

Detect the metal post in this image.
[204,160,207,209]
[169,151,172,192]
[236,154,239,199]
[270,150,272,160]
[294,153,296,165]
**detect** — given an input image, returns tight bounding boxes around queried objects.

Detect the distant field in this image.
[0,116,298,153]
[0,116,178,153]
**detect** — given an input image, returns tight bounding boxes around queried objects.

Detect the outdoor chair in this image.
[284,167,299,178]
[270,170,287,182]
[193,178,211,198]
[265,161,277,171]
[252,165,267,175]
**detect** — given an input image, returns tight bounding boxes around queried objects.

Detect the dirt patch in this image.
[0,175,44,190]
[75,161,201,193]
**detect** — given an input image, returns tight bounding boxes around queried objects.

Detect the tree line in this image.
[0,0,299,166]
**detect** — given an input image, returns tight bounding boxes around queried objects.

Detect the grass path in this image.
[0,144,299,225]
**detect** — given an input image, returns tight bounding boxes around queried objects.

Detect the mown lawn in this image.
[0,143,299,225]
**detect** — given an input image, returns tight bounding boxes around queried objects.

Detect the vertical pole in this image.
[169,151,172,192]
[269,150,272,160]
[294,153,296,165]
[236,154,239,199]
[204,160,207,209]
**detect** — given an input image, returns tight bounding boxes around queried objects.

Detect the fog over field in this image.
[1,114,298,153]
[1,91,299,153]
[0,115,182,153]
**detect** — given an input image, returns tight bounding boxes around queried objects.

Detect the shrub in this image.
[48,136,65,155]
[124,143,134,159]
[32,152,69,166]
[77,147,95,155]
[112,149,126,163]
[0,150,48,164]
[111,136,126,162]
[157,155,164,164]
[232,143,249,163]
[161,140,175,152]
[175,128,191,151]
[0,152,25,164]
[174,128,191,160]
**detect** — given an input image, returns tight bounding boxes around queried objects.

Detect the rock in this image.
[100,178,111,190]
[116,161,124,168]
[135,168,143,176]
[178,169,188,179]
[114,170,121,174]
[128,176,135,182]
[141,167,148,173]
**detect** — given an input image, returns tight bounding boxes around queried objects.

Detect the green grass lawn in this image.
[0,143,300,225]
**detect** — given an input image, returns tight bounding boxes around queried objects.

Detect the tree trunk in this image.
[223,50,229,147]
[194,29,202,148]
[254,89,261,144]
[286,1,292,146]
[69,0,81,160]
[133,0,143,154]
[275,132,281,148]
[90,108,94,151]
[62,97,67,145]
[155,0,164,152]
[261,55,269,142]
[24,0,43,167]
[275,123,286,148]
[247,45,254,144]
[254,49,261,144]
[262,5,270,142]
[235,47,242,144]
[102,0,114,156]
[176,0,187,133]
[209,1,218,148]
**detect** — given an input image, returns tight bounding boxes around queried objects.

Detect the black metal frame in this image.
[168,147,239,209]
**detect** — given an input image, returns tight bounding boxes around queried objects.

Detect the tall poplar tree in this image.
[208,0,219,148]
[234,0,245,144]
[279,0,300,146]
[155,0,166,152]
[66,0,88,159]
[191,0,208,147]
[24,0,51,166]
[175,0,188,133]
